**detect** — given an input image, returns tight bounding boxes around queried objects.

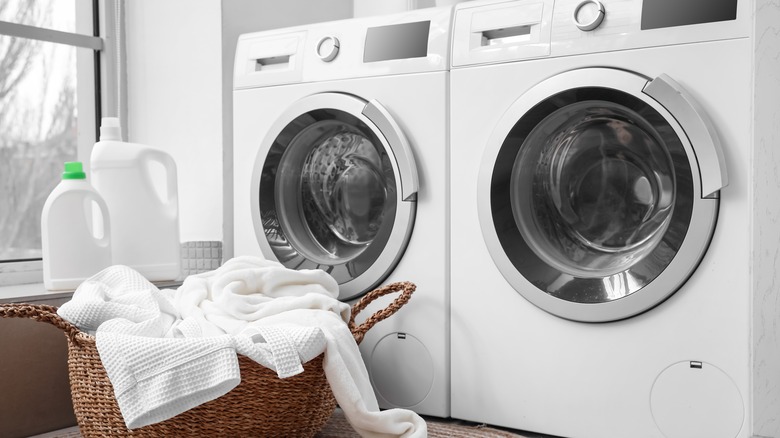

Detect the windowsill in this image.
[0,280,183,304]
[0,283,75,304]
[1,243,220,304]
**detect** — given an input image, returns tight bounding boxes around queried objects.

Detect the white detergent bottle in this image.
[41,162,112,290]
[90,117,181,281]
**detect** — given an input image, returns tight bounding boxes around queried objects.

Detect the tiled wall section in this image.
[752,1,780,437]
[180,241,223,277]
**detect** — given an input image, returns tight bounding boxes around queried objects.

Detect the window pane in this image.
[0,35,79,261]
[0,0,78,35]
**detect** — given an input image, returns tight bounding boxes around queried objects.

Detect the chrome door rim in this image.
[251,92,417,301]
[478,68,723,322]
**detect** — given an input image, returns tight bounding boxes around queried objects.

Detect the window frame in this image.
[0,0,115,288]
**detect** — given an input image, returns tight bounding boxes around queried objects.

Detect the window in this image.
[0,0,104,286]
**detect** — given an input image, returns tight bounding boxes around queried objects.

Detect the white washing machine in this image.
[450,0,761,437]
[233,7,452,417]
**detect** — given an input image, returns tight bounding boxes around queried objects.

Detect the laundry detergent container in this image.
[90,118,181,281]
[42,161,112,290]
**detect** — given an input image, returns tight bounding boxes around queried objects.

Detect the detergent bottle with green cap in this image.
[41,161,112,290]
[90,117,181,281]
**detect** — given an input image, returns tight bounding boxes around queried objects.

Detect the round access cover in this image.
[650,361,744,438]
[369,332,434,408]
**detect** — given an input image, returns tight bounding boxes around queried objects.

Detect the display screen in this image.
[641,0,737,30]
[364,21,430,63]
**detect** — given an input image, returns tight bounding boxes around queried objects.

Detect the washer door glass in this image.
[492,89,694,304]
[259,108,398,292]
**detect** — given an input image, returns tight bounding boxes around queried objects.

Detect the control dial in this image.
[573,0,605,31]
[316,36,340,62]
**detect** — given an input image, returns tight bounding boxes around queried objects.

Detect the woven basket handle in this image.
[348,281,415,345]
[0,303,83,345]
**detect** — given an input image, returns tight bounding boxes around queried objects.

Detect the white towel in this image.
[172,256,349,337]
[58,257,426,437]
[251,308,427,438]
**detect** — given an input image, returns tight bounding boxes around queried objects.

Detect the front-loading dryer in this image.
[450,0,779,437]
[233,7,452,417]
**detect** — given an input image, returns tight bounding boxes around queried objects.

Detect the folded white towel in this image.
[95,324,241,428]
[58,257,427,437]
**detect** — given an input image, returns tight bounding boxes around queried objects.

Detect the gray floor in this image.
[37,421,564,438]
[421,415,563,438]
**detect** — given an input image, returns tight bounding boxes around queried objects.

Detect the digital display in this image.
[641,0,737,30]
[364,21,430,63]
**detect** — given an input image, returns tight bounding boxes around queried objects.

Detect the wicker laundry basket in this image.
[0,281,416,437]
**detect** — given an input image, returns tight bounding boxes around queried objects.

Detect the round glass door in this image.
[514,101,676,279]
[479,69,724,322]
[252,93,417,300]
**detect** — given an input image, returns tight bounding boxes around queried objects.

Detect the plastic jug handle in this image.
[142,149,179,213]
[87,192,111,247]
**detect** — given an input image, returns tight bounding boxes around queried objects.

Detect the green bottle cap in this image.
[62,161,86,180]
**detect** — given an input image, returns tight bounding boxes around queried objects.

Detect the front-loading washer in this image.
[450,0,779,437]
[233,7,452,417]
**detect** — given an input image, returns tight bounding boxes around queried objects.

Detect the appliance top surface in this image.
[451,0,750,68]
[234,6,453,90]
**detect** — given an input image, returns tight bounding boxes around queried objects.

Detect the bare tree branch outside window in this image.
[0,0,79,261]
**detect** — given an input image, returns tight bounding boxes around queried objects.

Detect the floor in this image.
[29,428,80,438]
[32,415,562,438]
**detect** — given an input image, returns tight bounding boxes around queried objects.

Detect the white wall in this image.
[124,0,353,247]
[125,0,224,243]
[353,0,435,17]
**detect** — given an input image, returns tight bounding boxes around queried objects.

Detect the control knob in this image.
[573,0,605,31]
[316,36,340,62]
